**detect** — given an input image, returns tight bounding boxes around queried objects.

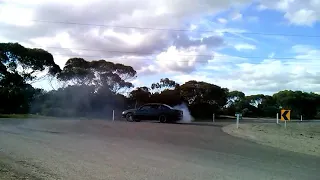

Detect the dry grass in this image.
[222,122,320,157]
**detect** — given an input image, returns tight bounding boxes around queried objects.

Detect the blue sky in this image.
[1,0,320,95]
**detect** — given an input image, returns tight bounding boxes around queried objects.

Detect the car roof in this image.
[144,103,173,108]
[144,103,164,105]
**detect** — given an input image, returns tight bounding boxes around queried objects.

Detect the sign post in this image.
[280,109,291,128]
[284,119,287,128]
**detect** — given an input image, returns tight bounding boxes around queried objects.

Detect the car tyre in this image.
[159,115,167,123]
[126,113,134,122]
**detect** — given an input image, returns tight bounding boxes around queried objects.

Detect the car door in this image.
[148,104,161,120]
[159,105,172,118]
[134,105,152,120]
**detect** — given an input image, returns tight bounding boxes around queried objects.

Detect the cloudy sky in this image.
[1,0,320,95]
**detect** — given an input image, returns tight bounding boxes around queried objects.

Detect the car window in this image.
[139,105,151,110]
[159,105,170,110]
[150,104,160,109]
[140,104,160,110]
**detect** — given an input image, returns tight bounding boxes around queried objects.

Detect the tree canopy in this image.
[1,42,320,120]
[58,58,136,93]
[0,43,61,114]
[0,42,61,82]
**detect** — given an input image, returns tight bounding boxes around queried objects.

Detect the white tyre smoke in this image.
[173,103,194,123]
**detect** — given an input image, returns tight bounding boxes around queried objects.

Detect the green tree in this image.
[150,89,182,106]
[0,42,61,114]
[226,91,245,106]
[151,78,179,92]
[58,58,136,93]
[273,90,320,119]
[129,86,151,108]
[0,42,61,83]
[180,81,227,118]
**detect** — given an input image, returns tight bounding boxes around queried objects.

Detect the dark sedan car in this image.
[121,103,183,123]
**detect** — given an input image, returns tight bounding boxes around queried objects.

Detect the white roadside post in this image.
[212,113,215,122]
[112,110,115,121]
[276,113,279,124]
[236,114,240,129]
[284,120,287,129]
[301,115,303,122]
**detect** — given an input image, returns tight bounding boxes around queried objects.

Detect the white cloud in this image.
[208,52,248,63]
[284,9,317,26]
[3,0,320,95]
[257,4,268,11]
[216,28,259,43]
[217,18,228,24]
[0,4,34,26]
[234,43,256,51]
[189,24,197,30]
[268,52,275,58]
[230,12,243,21]
[174,74,212,85]
[130,79,142,87]
[173,45,320,95]
[292,44,314,53]
[139,45,213,74]
[0,0,246,73]
[259,0,320,26]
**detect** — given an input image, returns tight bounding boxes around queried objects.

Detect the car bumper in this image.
[171,115,183,122]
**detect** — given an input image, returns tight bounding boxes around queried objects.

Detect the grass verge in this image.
[222,123,320,157]
[0,114,50,119]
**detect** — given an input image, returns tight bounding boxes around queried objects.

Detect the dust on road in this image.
[0,119,320,180]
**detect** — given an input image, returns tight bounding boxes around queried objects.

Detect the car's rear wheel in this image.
[159,115,167,123]
[126,113,134,122]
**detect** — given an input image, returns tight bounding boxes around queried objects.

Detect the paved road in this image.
[0,119,319,180]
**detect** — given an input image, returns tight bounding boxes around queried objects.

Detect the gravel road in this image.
[0,119,319,180]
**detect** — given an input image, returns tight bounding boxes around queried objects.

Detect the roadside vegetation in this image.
[223,123,320,157]
[0,114,50,119]
[2,42,320,120]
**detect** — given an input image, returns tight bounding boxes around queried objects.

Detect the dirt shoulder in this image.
[222,123,320,157]
[0,152,56,180]
[0,154,41,180]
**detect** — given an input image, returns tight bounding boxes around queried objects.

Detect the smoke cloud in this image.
[173,103,194,123]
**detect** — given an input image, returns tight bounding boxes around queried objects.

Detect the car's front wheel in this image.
[126,113,134,122]
[159,115,167,123]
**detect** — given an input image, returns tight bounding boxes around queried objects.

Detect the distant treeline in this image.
[1,43,320,119]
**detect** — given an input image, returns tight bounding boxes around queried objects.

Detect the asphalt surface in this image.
[0,119,319,180]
